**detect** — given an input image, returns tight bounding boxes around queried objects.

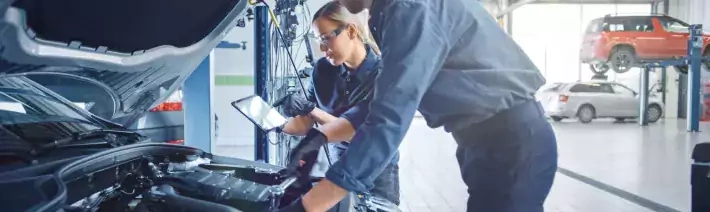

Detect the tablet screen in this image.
[232,95,288,131]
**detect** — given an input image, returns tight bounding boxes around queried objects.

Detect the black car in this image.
[0,0,396,211]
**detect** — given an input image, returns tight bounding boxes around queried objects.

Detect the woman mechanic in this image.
[273,1,400,206]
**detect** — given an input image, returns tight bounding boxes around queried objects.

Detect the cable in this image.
[256,1,335,167]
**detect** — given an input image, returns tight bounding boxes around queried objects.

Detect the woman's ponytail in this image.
[356,10,381,55]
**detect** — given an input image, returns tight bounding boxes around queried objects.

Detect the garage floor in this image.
[397,118,703,212]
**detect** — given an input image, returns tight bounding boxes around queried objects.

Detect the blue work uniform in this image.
[305,45,400,205]
[324,0,558,211]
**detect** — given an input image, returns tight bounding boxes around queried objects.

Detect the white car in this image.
[536,81,664,123]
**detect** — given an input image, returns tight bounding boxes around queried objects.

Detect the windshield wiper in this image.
[33,129,143,154]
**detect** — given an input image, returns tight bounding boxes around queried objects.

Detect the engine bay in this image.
[0,143,399,212]
[62,156,295,212]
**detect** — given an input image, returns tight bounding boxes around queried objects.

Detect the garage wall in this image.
[664,0,710,119]
[512,3,652,86]
[668,0,710,26]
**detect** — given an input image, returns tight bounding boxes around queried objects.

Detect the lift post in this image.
[661,67,667,105]
[688,24,703,132]
[183,53,215,152]
[638,24,704,131]
[254,6,270,162]
[639,67,650,126]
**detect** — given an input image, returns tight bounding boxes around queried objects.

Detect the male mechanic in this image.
[280,0,558,211]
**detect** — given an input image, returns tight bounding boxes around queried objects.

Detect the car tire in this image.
[551,116,564,122]
[577,105,595,124]
[647,104,663,123]
[609,47,636,74]
[589,64,609,75]
[615,117,625,122]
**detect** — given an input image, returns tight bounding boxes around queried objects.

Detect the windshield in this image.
[585,18,604,33]
[0,76,102,143]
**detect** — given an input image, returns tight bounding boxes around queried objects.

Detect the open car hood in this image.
[0,0,249,126]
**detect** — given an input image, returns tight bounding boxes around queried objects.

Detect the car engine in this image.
[63,156,296,212]
[0,143,399,212]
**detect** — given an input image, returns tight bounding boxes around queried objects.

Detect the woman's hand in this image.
[273,93,317,117]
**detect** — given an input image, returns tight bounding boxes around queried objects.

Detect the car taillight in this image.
[149,102,183,112]
[167,140,184,145]
[558,95,569,102]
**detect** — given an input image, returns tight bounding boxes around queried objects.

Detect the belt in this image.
[456,100,545,136]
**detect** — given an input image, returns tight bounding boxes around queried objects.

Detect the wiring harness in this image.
[246,0,327,167]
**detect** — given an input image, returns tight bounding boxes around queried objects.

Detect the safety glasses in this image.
[314,25,347,47]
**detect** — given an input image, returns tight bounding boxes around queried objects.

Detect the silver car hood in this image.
[0,0,248,126]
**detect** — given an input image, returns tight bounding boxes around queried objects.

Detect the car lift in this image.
[637,24,707,132]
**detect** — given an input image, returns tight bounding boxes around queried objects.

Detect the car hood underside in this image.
[0,0,249,126]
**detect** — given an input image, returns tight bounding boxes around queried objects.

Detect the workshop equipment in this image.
[692,142,710,212]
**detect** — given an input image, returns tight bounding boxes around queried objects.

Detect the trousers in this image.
[451,100,558,212]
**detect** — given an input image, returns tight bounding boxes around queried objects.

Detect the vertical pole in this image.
[662,0,670,15]
[183,52,215,152]
[254,6,270,162]
[578,0,584,81]
[661,67,667,105]
[651,1,658,14]
[639,66,650,126]
[688,24,703,132]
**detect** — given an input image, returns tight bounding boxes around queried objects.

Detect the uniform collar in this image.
[339,45,380,81]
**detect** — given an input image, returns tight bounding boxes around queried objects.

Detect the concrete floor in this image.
[213,117,704,212]
[396,118,703,212]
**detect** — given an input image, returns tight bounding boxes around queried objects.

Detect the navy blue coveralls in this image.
[323,0,559,211]
[304,45,400,205]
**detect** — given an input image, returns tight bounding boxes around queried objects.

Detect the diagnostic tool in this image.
[231,95,288,131]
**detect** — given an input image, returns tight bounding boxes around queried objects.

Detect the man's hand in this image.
[273,93,317,117]
[278,128,328,178]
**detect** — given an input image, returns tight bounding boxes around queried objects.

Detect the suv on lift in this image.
[580,15,710,74]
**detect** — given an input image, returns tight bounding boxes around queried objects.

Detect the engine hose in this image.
[156,185,241,212]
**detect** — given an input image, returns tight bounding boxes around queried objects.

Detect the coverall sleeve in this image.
[324,2,451,192]
[340,96,371,129]
[305,63,318,103]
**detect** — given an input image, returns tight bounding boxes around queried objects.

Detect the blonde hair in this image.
[312,1,381,55]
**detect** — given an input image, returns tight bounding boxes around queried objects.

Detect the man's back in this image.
[369,0,545,132]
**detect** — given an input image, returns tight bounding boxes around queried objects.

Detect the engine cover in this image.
[158,170,289,211]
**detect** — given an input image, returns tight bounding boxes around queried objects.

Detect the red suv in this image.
[580,15,710,74]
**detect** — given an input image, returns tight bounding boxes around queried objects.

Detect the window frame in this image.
[657,16,690,33]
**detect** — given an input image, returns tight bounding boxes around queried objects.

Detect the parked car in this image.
[580,14,710,74]
[536,81,664,123]
[0,1,391,211]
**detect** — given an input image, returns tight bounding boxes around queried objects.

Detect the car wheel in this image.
[647,104,663,123]
[577,105,595,123]
[551,116,563,122]
[609,47,636,74]
[615,117,625,122]
[589,64,609,75]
